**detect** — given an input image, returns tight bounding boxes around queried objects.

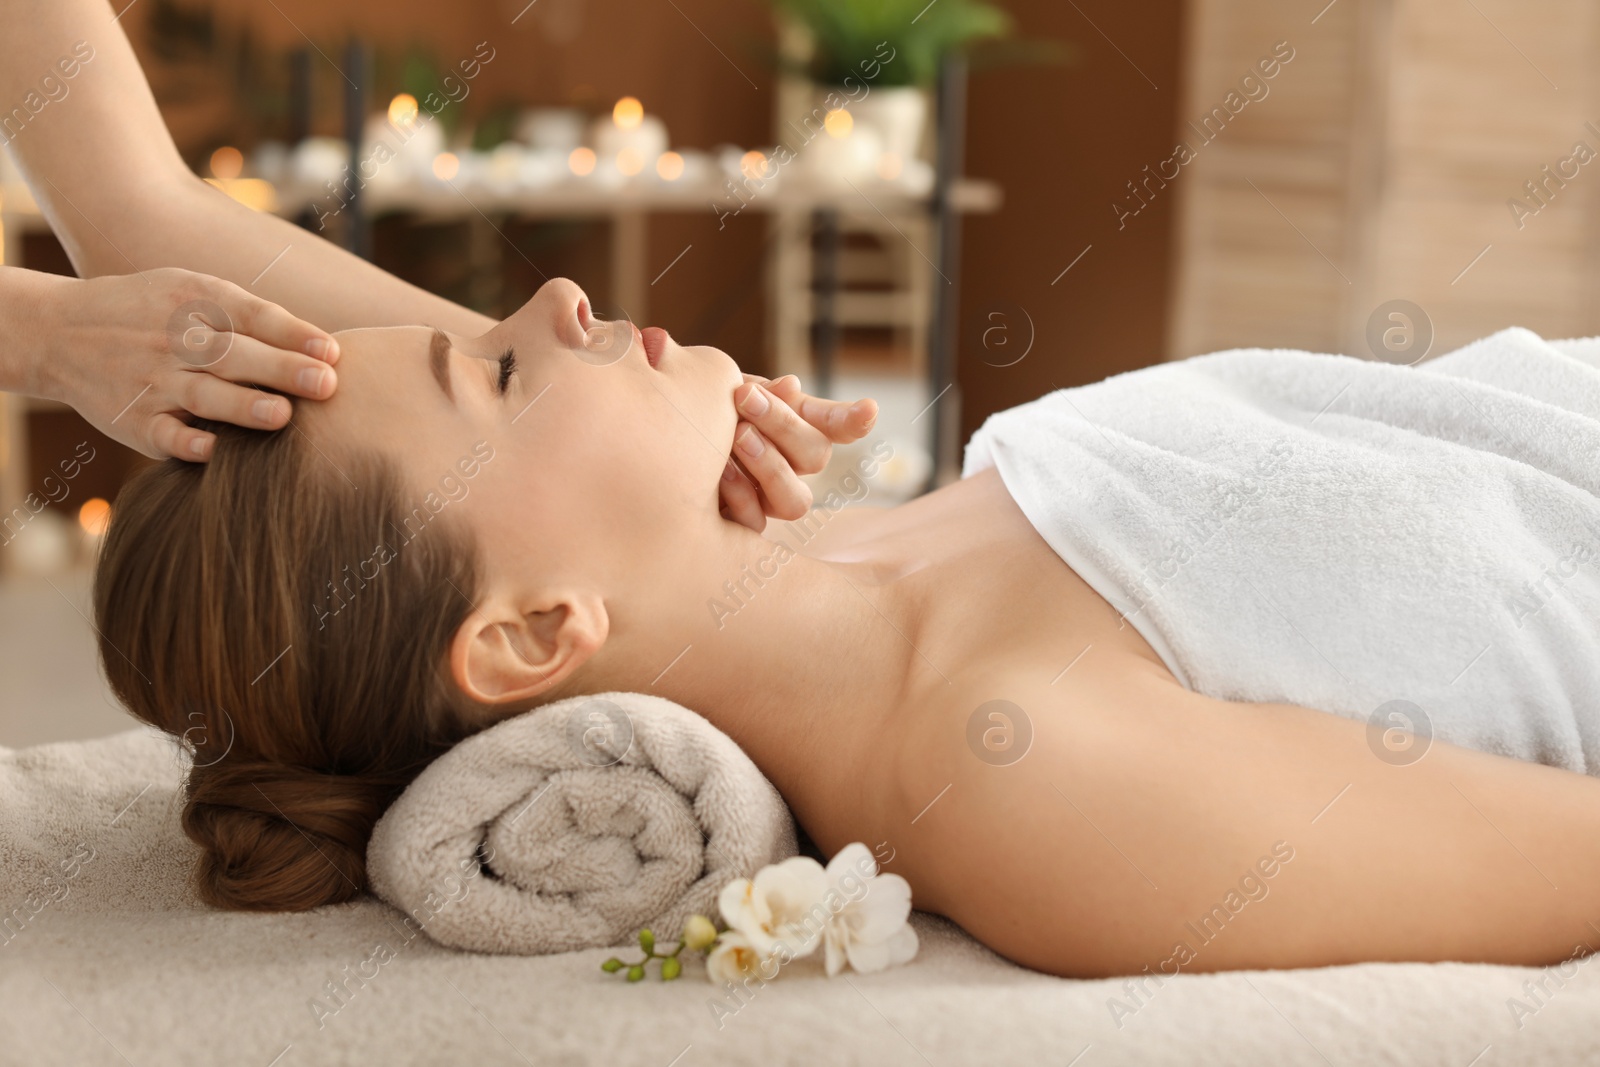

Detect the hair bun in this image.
[182,760,400,911]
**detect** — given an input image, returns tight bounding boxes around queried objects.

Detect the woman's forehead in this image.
[331,323,435,350]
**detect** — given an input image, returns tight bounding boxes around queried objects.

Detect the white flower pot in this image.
[849,86,929,164]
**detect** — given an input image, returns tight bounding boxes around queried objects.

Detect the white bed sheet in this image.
[2,730,1596,1067]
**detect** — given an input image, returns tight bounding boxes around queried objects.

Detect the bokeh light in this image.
[209,146,243,180]
[568,146,597,176]
[613,96,644,129]
[431,152,460,180]
[388,93,419,128]
[656,151,685,181]
[78,498,111,536]
[740,150,769,181]
[202,177,275,211]
[823,109,854,139]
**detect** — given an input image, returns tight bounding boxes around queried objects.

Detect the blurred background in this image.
[1,0,1595,745]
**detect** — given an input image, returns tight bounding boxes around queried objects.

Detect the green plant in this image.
[471,102,522,152]
[395,50,460,135]
[768,0,1014,87]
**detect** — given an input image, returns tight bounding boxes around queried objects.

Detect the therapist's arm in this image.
[0,0,876,515]
[0,0,494,335]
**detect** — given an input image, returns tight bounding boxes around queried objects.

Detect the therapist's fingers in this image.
[148,412,216,462]
[179,374,293,431]
[718,460,766,531]
[735,380,830,475]
[142,377,294,463]
[761,374,877,443]
[209,280,340,364]
[761,373,801,403]
[198,335,338,400]
[733,421,813,521]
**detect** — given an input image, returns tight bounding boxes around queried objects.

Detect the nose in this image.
[522,277,591,350]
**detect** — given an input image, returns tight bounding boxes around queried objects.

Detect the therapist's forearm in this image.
[100,177,497,336]
[0,265,65,396]
[0,0,493,336]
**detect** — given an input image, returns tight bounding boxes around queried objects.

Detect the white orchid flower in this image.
[704,931,770,986]
[708,844,920,985]
[717,855,830,960]
[820,843,919,977]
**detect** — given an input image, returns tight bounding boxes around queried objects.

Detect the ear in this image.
[449,587,609,706]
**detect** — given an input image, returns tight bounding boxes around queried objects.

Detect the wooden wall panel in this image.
[1170,0,1600,361]
[1169,0,1366,357]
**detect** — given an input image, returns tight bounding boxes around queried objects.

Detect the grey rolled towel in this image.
[367,691,797,954]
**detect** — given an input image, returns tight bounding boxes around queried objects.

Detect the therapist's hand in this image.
[33,268,339,462]
[719,373,879,530]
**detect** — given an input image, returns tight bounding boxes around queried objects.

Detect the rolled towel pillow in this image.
[367,691,798,954]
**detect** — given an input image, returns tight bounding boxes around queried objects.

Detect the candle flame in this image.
[78,498,111,537]
[210,146,244,180]
[740,151,769,181]
[613,96,644,130]
[656,151,685,181]
[388,93,419,128]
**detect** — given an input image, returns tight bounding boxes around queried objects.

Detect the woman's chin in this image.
[693,344,744,391]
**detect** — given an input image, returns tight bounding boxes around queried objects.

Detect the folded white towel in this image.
[367,691,797,955]
[964,327,1600,774]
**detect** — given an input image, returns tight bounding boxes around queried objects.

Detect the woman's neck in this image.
[577,514,922,805]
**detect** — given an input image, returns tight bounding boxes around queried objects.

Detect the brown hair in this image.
[93,416,484,911]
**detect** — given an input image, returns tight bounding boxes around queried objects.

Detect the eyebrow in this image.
[428,328,454,405]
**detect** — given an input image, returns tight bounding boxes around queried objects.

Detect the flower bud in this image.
[682,914,717,952]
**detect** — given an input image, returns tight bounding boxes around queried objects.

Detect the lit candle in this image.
[363,93,443,184]
[589,97,668,180]
[613,96,644,129]
[656,151,685,181]
[431,152,460,181]
[210,146,244,180]
[78,498,112,565]
[203,145,275,210]
[801,115,881,185]
[740,151,770,181]
[388,93,419,128]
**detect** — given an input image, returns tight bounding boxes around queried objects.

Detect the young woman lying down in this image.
[93,278,1600,979]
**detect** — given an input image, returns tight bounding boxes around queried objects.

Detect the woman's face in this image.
[307,278,745,593]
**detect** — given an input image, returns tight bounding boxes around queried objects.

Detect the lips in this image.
[641,326,668,367]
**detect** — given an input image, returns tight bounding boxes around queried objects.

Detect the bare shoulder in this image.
[872,656,1600,978]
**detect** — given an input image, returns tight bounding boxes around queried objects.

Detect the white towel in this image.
[366,691,797,955]
[963,327,1600,774]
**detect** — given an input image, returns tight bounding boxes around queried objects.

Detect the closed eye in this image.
[496,349,518,394]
